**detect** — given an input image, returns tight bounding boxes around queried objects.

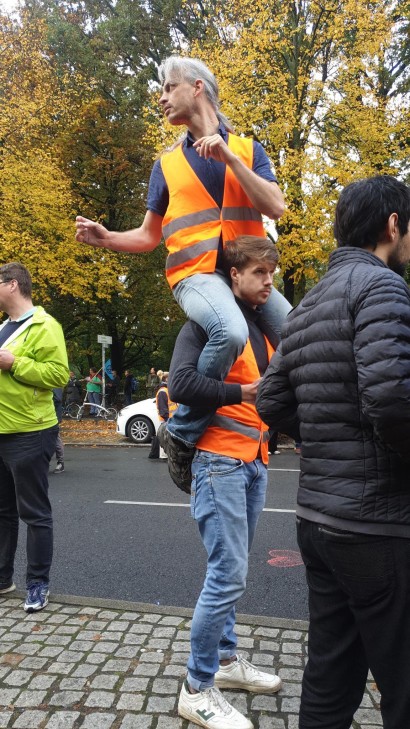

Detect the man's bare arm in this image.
[193,135,285,220]
[75,210,163,253]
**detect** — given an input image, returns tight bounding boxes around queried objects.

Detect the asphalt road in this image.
[13,446,308,620]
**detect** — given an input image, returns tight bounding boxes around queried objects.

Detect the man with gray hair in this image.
[76,56,291,490]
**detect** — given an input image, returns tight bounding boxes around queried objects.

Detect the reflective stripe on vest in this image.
[197,337,274,464]
[161,134,265,289]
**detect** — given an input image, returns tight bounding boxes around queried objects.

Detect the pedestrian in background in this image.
[123,369,134,406]
[85,367,102,416]
[257,175,410,729]
[65,371,82,405]
[0,262,68,612]
[52,388,65,474]
[146,367,160,397]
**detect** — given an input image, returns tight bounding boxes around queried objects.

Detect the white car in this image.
[116,398,160,444]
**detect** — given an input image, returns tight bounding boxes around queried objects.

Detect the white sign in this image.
[97,335,112,345]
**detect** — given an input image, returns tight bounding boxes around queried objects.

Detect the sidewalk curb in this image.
[10,590,309,631]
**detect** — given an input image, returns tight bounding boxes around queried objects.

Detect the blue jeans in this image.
[167,272,292,446]
[187,450,267,690]
[87,391,101,414]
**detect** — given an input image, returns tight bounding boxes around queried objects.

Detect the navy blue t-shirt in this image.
[147,125,277,217]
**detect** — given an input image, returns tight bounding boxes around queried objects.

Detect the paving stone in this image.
[99,632,124,642]
[152,678,179,694]
[67,641,94,652]
[141,615,161,624]
[120,678,150,692]
[258,717,286,729]
[59,678,87,691]
[19,657,47,670]
[279,667,304,681]
[15,644,41,656]
[91,643,116,654]
[45,711,81,728]
[280,682,302,697]
[354,708,382,724]
[12,710,48,727]
[119,715,153,729]
[129,624,152,634]
[158,616,183,626]
[85,654,107,665]
[281,642,303,654]
[84,622,108,631]
[138,652,164,663]
[28,675,56,690]
[97,611,120,620]
[80,713,116,728]
[0,713,12,728]
[106,621,129,631]
[71,665,98,678]
[84,691,115,708]
[146,695,176,712]
[90,675,118,690]
[259,640,280,651]
[162,665,186,678]
[123,634,145,645]
[250,653,274,666]
[38,647,65,658]
[115,647,139,658]
[132,664,161,677]
[47,663,73,675]
[78,607,100,616]
[152,627,176,638]
[116,694,144,710]
[146,639,171,650]
[251,694,279,711]
[281,697,301,713]
[282,631,303,640]
[14,690,48,707]
[254,627,280,638]
[3,669,32,686]
[102,659,131,673]
[49,691,85,706]
[57,651,84,663]
[156,719,183,729]
[120,613,140,620]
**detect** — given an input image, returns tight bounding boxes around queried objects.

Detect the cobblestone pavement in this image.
[0,593,382,729]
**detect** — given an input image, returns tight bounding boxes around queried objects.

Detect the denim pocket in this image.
[207,456,242,476]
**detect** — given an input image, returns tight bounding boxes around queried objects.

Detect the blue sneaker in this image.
[24,582,49,612]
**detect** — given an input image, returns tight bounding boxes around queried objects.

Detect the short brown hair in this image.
[222,236,279,275]
[0,262,32,299]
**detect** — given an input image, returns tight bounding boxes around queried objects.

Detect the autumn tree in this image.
[0,12,126,306]
[181,0,410,301]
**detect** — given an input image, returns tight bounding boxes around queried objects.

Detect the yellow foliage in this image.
[182,0,409,286]
[0,13,122,302]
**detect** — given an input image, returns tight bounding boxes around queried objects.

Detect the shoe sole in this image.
[24,594,49,613]
[0,583,16,595]
[178,704,254,729]
[214,677,282,693]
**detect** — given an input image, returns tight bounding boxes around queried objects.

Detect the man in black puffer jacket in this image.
[256,175,410,729]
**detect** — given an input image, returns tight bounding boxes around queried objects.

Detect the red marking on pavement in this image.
[267,550,304,568]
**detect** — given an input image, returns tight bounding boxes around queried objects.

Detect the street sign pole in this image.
[97,335,113,408]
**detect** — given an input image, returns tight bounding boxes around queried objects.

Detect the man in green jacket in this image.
[0,262,69,612]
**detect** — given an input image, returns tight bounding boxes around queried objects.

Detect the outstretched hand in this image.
[75,216,110,248]
[193,135,237,165]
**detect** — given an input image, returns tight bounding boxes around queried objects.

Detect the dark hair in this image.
[222,236,279,275]
[334,175,410,249]
[0,262,32,298]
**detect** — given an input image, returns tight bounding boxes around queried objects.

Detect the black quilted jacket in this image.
[257,247,410,536]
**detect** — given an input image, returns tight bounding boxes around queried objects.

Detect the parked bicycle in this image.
[76,399,117,421]
[62,402,81,419]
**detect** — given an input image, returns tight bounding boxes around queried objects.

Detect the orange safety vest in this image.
[196,338,274,464]
[156,385,178,422]
[161,134,266,289]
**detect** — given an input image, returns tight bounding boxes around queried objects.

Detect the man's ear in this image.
[230,266,239,284]
[193,79,204,97]
[386,212,399,243]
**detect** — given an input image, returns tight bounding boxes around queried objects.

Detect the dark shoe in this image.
[0,582,16,595]
[157,423,194,494]
[24,582,49,612]
[53,461,64,474]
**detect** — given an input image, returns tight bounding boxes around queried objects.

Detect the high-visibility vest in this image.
[196,338,274,464]
[161,134,266,289]
[156,385,178,422]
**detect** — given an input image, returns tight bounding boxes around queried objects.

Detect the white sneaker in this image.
[178,680,253,729]
[214,654,282,694]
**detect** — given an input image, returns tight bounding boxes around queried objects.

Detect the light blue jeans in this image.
[167,271,292,446]
[87,391,101,415]
[187,450,267,690]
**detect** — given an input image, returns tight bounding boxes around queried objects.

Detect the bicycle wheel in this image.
[104,408,117,421]
[66,403,80,419]
[77,406,85,421]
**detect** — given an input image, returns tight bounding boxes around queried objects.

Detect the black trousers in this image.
[0,427,57,588]
[297,517,410,729]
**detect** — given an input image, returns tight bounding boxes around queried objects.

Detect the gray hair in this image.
[158,56,233,132]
